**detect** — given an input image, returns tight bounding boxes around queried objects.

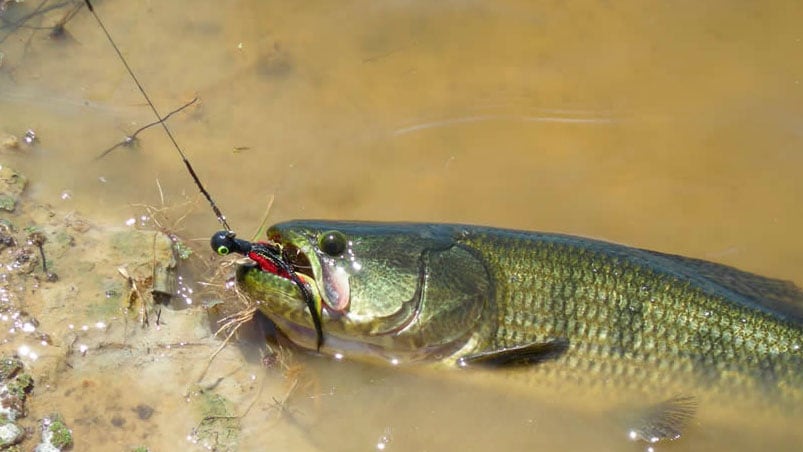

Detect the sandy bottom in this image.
[0,0,801,450]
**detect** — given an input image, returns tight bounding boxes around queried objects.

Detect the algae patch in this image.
[188,385,240,451]
[0,166,26,212]
[0,358,22,382]
[0,356,33,448]
[36,413,72,451]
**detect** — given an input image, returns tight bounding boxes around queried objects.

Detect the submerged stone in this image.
[0,134,19,150]
[0,358,22,382]
[0,358,32,423]
[7,373,33,398]
[35,413,72,452]
[188,386,240,451]
[0,166,27,212]
[0,421,23,447]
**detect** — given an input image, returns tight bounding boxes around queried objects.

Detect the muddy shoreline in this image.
[0,162,292,451]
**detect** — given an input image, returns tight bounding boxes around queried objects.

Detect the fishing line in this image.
[83,0,232,233]
[86,0,326,349]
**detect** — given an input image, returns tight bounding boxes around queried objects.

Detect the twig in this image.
[156,178,165,206]
[0,0,70,44]
[193,306,257,384]
[95,96,199,160]
[49,1,84,38]
[118,266,148,326]
[251,194,275,241]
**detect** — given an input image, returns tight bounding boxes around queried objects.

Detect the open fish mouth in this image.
[280,243,314,279]
[269,230,353,315]
[235,255,326,351]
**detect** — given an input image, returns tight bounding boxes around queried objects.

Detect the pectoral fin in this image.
[626,395,697,443]
[457,338,569,368]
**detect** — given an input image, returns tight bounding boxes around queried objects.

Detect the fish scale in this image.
[462,230,802,403]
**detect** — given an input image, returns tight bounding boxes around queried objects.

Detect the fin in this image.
[457,338,569,368]
[626,395,697,443]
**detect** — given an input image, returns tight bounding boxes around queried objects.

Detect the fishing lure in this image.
[83,0,325,349]
[210,231,324,349]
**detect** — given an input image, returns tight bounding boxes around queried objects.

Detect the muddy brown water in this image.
[1,0,802,450]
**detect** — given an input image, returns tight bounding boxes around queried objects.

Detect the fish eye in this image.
[318,230,347,256]
[217,245,230,255]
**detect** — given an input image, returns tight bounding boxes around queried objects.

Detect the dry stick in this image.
[237,374,266,419]
[0,0,59,43]
[150,232,160,325]
[5,0,80,54]
[251,194,276,241]
[215,308,257,337]
[49,1,85,38]
[36,241,58,281]
[156,178,165,206]
[27,232,57,280]
[267,376,325,452]
[6,1,83,34]
[35,240,48,272]
[0,0,68,28]
[193,306,257,384]
[95,97,199,160]
[3,0,49,52]
[117,266,148,327]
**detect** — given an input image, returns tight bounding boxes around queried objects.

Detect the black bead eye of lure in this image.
[210,230,252,257]
[318,230,347,256]
[210,231,233,255]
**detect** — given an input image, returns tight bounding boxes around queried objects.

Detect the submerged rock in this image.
[0,421,23,447]
[0,357,32,422]
[0,356,32,449]
[110,228,177,305]
[188,385,240,451]
[0,166,26,212]
[0,134,19,151]
[35,413,72,452]
[0,358,22,381]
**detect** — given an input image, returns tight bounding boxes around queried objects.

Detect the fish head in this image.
[237,221,492,364]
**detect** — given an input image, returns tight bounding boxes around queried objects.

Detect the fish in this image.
[224,220,803,443]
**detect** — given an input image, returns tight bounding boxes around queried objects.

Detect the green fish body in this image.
[236,221,803,441]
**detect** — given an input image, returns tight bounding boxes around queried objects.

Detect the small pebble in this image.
[0,422,24,446]
[1,134,19,150]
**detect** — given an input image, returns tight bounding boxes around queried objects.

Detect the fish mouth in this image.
[282,243,315,280]
[236,248,326,350]
[272,232,351,315]
[269,232,424,338]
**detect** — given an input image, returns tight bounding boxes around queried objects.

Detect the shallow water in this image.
[1,0,802,450]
